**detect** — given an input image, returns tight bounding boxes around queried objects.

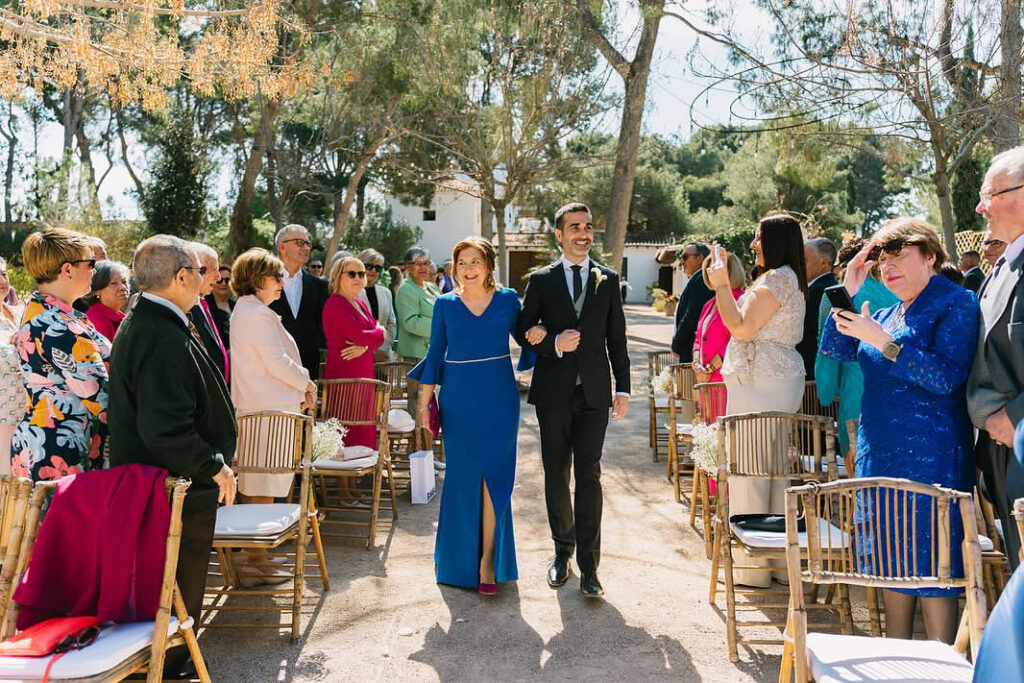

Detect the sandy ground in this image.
[198,304,784,682]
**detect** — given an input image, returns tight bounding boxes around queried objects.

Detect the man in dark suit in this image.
[187,243,229,382]
[269,224,329,379]
[959,250,985,293]
[670,242,712,360]
[108,235,236,677]
[516,202,630,599]
[968,148,1024,568]
[797,237,838,378]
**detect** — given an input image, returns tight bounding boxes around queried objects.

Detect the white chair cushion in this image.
[799,454,848,478]
[312,454,378,471]
[665,423,694,435]
[730,518,849,550]
[979,534,995,552]
[653,397,669,408]
[215,503,300,537]
[805,632,972,682]
[0,619,178,680]
[387,409,415,432]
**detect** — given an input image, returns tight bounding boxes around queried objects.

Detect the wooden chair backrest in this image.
[717,412,837,481]
[0,477,31,559]
[693,382,727,425]
[801,380,838,421]
[670,363,696,402]
[374,361,415,402]
[785,477,987,659]
[317,379,389,428]
[647,350,674,378]
[234,411,312,476]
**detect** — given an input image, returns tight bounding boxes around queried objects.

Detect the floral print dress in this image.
[10,293,111,481]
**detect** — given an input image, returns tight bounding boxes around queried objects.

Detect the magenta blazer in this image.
[692,288,743,382]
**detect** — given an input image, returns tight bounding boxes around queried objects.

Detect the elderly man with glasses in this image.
[670,242,713,361]
[268,224,329,379]
[968,146,1024,567]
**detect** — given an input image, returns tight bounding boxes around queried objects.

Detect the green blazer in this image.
[395,280,438,360]
[108,296,236,514]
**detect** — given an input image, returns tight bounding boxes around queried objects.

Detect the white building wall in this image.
[385,190,480,264]
[622,245,662,303]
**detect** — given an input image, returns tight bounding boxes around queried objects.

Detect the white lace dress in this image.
[0,304,25,425]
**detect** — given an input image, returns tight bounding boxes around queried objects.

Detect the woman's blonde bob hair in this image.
[22,227,93,284]
[871,217,947,268]
[328,256,365,294]
[231,248,285,297]
[701,251,746,291]
[452,236,499,292]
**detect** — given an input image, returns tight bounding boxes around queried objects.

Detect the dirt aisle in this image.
[200,304,781,682]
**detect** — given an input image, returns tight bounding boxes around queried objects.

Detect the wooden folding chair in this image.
[801,381,838,422]
[207,410,326,642]
[975,486,1009,610]
[375,360,414,410]
[647,349,675,461]
[314,378,397,548]
[708,412,845,662]
[690,382,727,558]
[0,477,31,566]
[665,363,696,496]
[780,477,987,682]
[0,477,209,682]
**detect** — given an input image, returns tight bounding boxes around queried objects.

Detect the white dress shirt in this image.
[141,292,189,326]
[560,255,591,300]
[1003,233,1024,267]
[282,267,303,319]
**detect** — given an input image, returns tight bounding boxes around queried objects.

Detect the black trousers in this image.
[976,432,1024,569]
[535,386,609,574]
[164,506,217,674]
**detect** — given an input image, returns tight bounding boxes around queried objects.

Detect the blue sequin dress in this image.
[820,275,979,596]
[408,288,521,588]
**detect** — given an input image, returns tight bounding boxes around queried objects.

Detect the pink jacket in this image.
[692,288,743,383]
[230,295,310,412]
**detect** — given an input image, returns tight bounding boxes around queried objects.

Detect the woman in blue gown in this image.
[409,237,544,592]
[820,217,979,643]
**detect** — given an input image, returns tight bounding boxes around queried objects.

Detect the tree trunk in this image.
[228,99,281,258]
[75,125,100,218]
[114,109,144,197]
[324,133,392,262]
[1,104,15,236]
[994,0,1022,151]
[480,199,494,240]
[265,139,283,229]
[493,199,508,284]
[934,166,958,259]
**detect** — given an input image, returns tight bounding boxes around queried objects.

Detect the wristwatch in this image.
[881,341,902,362]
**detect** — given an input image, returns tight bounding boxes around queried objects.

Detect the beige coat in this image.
[230,294,310,497]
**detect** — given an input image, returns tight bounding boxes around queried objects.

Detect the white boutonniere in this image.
[591,266,607,292]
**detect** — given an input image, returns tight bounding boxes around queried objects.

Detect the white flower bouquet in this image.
[689,422,720,475]
[650,368,673,395]
[311,418,348,461]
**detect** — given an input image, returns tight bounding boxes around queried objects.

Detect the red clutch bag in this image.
[0,616,102,682]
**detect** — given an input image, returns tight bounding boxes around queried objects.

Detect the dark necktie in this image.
[187,320,203,346]
[571,265,583,302]
[993,256,1007,279]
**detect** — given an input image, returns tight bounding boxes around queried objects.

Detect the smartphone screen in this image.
[824,284,856,312]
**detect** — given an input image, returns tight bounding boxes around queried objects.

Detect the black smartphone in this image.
[824,284,856,312]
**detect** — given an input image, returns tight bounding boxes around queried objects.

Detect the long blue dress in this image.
[408,287,520,588]
[820,275,979,596]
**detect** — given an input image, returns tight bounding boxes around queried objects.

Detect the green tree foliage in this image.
[952,155,986,233]
[343,201,422,266]
[137,110,210,237]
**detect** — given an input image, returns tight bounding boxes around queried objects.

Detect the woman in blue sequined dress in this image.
[409,237,544,593]
[820,217,979,644]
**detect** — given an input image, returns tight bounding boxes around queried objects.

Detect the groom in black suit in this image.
[516,202,631,598]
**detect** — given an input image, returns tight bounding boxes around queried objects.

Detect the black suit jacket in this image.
[963,267,984,294]
[670,274,714,359]
[188,303,226,380]
[108,297,236,514]
[515,261,630,408]
[797,273,837,378]
[204,294,232,350]
[269,272,329,379]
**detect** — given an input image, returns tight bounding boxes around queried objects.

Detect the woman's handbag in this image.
[0,615,101,682]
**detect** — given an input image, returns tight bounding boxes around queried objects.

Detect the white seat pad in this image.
[665,423,694,435]
[312,454,378,471]
[0,619,177,680]
[805,632,972,682]
[653,397,669,408]
[979,534,995,553]
[215,503,300,537]
[387,409,415,432]
[731,518,849,550]
[799,454,848,478]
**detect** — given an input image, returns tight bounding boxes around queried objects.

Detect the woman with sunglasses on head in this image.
[228,248,316,586]
[356,249,397,361]
[821,217,979,644]
[10,228,111,482]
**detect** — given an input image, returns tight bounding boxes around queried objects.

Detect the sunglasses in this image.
[271,273,285,282]
[218,276,231,284]
[308,264,323,270]
[363,263,384,273]
[866,238,924,262]
[345,270,367,279]
[55,626,100,654]
[182,266,208,276]
[67,259,97,269]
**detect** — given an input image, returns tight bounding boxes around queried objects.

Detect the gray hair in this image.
[273,223,309,249]
[805,237,838,266]
[403,246,429,264]
[133,235,197,292]
[357,248,384,265]
[191,242,219,265]
[329,250,353,270]
[81,260,130,307]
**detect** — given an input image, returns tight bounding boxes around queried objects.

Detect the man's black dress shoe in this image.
[547,555,570,588]
[580,572,604,598]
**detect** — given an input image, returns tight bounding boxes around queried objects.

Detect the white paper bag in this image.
[410,450,436,504]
